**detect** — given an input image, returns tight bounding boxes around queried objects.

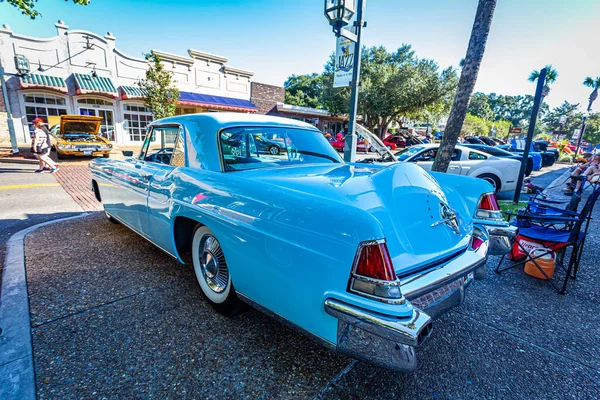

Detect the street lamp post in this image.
[324,0,366,162]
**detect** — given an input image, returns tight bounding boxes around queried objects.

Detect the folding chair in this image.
[496,184,600,294]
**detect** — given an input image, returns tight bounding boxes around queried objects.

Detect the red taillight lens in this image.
[349,242,403,303]
[475,193,503,220]
[478,193,500,211]
[470,236,484,251]
[354,243,397,281]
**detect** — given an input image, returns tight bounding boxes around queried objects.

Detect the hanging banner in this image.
[333,35,355,88]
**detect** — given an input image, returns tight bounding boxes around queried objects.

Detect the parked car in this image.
[395,144,520,193]
[49,115,112,159]
[534,140,559,163]
[462,144,534,176]
[463,136,486,145]
[477,136,497,146]
[251,132,285,155]
[89,113,516,373]
[327,135,373,152]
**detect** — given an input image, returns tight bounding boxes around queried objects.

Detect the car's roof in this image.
[153,112,319,131]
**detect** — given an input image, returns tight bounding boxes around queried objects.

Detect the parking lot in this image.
[23,179,600,398]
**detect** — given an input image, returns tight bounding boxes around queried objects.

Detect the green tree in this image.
[284,73,323,109]
[1,0,90,19]
[542,101,582,137]
[583,76,600,111]
[322,45,458,137]
[467,92,494,120]
[433,0,497,172]
[583,112,600,144]
[137,53,180,120]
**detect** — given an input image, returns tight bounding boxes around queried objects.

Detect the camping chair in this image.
[496,184,600,294]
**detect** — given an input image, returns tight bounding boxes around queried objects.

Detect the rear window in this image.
[219,126,342,171]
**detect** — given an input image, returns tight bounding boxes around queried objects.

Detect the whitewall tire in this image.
[191,225,244,316]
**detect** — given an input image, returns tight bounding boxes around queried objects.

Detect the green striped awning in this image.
[120,85,148,99]
[20,73,67,92]
[73,73,117,97]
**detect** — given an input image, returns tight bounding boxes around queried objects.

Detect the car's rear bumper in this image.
[324,239,488,372]
[478,224,518,256]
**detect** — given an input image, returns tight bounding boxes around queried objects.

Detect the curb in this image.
[0,158,38,165]
[0,213,89,400]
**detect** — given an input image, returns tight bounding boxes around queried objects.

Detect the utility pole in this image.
[513,67,546,204]
[0,62,19,153]
[343,0,365,163]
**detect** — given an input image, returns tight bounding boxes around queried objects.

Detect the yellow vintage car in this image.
[49,115,112,159]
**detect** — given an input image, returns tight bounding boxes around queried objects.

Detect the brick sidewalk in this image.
[53,165,102,212]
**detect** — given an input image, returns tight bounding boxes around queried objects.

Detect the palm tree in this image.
[432,0,497,172]
[583,76,600,111]
[528,65,558,97]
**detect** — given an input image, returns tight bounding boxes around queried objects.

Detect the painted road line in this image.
[0,183,61,191]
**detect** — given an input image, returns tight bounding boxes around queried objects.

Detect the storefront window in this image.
[23,93,68,135]
[123,104,153,142]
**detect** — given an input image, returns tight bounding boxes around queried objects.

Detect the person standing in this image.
[32,118,59,173]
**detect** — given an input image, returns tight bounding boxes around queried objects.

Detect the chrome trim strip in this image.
[324,298,432,348]
[400,241,488,300]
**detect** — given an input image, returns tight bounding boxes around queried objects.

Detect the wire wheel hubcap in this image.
[200,236,229,294]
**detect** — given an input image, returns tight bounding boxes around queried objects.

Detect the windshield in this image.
[220,126,342,171]
[395,146,425,161]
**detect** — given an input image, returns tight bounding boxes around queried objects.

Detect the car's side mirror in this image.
[122,150,134,157]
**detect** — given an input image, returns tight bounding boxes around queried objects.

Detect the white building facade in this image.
[0,21,256,145]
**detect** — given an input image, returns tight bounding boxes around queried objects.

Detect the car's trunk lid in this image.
[240,162,472,274]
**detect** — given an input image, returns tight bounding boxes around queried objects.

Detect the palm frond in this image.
[583,76,600,89]
[528,70,539,82]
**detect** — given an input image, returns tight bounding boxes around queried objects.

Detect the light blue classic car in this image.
[89,113,516,372]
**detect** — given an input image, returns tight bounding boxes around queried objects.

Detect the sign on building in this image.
[333,35,355,88]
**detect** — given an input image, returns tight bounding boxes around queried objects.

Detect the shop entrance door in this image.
[79,108,115,141]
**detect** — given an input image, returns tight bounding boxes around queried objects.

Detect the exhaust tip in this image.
[417,322,433,345]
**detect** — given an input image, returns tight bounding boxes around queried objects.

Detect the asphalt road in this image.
[24,201,600,399]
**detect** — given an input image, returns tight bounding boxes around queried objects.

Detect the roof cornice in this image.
[187,49,228,65]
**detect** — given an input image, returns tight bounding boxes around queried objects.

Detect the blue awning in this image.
[179,91,257,112]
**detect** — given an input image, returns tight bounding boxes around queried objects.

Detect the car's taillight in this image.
[475,193,503,220]
[348,241,403,304]
[469,227,487,251]
[470,236,485,251]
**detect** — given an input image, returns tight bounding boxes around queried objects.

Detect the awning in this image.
[19,73,67,93]
[73,73,118,97]
[120,85,148,100]
[179,91,258,113]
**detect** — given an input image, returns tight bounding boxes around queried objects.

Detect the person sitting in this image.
[565,154,600,192]
[568,165,600,194]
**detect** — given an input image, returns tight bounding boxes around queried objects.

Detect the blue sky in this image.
[3,0,599,109]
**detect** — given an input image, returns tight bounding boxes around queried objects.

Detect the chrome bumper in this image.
[481,225,518,256]
[324,240,488,372]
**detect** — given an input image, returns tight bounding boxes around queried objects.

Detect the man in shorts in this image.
[32,118,59,173]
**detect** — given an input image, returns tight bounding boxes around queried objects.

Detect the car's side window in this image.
[139,125,179,165]
[416,149,436,161]
[170,127,186,167]
[139,127,154,160]
[452,149,462,161]
[468,151,487,160]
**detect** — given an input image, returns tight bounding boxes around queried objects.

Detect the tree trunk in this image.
[432,0,497,172]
